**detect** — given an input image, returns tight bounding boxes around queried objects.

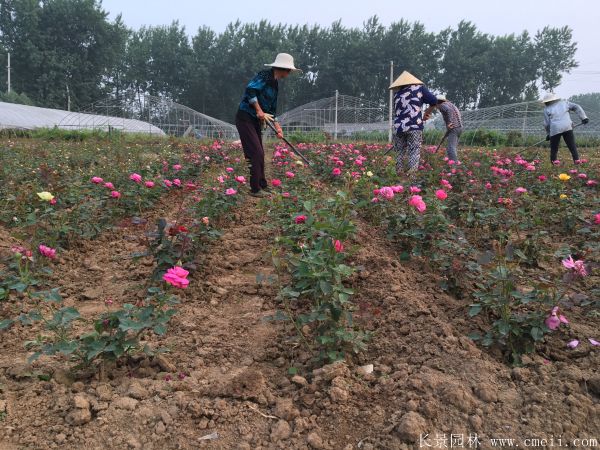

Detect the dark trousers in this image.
[235,111,267,193]
[550,130,579,163]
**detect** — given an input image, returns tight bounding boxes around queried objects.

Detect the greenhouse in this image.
[0,101,165,135]
[60,94,238,139]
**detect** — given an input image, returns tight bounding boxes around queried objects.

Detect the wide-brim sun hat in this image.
[265,53,301,72]
[389,71,423,90]
[541,93,561,103]
[437,94,447,102]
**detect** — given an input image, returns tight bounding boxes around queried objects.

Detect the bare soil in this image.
[0,162,598,450]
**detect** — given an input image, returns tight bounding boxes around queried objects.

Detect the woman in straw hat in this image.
[541,93,589,164]
[236,53,300,197]
[389,71,438,176]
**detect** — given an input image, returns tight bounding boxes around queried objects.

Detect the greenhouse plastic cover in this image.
[0,101,165,135]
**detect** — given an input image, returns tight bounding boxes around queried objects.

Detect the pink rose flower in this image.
[103,182,114,189]
[378,186,394,200]
[594,213,600,225]
[226,167,234,173]
[333,239,344,253]
[538,175,547,182]
[515,187,527,194]
[545,314,560,330]
[163,266,189,289]
[295,215,307,224]
[129,173,142,183]
[272,179,282,187]
[435,189,448,200]
[235,176,246,184]
[173,179,182,187]
[173,164,182,171]
[332,168,342,176]
[225,188,237,196]
[145,181,155,188]
[409,186,421,194]
[285,171,295,178]
[110,191,121,199]
[408,195,426,213]
[562,255,587,277]
[38,244,56,259]
[91,176,103,184]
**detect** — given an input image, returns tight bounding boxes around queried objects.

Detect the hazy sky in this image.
[100,0,599,99]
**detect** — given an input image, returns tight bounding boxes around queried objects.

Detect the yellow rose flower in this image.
[37,191,54,201]
[558,173,571,181]
[560,194,568,199]
[366,171,374,177]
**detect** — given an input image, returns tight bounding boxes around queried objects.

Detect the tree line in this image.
[0,0,580,122]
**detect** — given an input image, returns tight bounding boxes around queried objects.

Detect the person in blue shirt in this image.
[390,71,438,176]
[541,93,589,164]
[235,53,300,197]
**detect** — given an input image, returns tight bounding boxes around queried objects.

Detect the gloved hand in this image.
[545,135,550,141]
[263,113,275,123]
[582,118,589,125]
[274,122,283,139]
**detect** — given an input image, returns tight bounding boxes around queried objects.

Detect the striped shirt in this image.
[438,101,463,129]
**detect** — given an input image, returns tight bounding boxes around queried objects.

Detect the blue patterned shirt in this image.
[239,69,278,119]
[393,84,438,133]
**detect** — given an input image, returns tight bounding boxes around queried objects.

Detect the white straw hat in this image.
[265,53,301,72]
[541,93,561,103]
[389,71,423,90]
[436,94,447,102]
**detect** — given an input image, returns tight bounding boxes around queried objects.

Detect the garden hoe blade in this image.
[266,120,312,168]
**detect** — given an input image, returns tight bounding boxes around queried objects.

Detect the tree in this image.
[477,32,539,107]
[569,92,600,112]
[437,21,490,108]
[534,26,577,92]
[0,0,126,109]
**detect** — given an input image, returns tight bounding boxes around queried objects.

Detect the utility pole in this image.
[388,60,393,143]
[334,89,339,140]
[66,84,71,111]
[7,52,11,93]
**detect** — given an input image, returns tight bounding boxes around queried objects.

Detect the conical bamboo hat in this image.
[389,71,423,90]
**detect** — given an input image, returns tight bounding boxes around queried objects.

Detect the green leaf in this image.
[0,319,14,331]
[9,282,28,293]
[530,327,544,341]
[153,324,167,335]
[118,319,148,332]
[497,320,511,336]
[319,280,332,295]
[287,367,298,376]
[56,340,78,355]
[468,304,482,317]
